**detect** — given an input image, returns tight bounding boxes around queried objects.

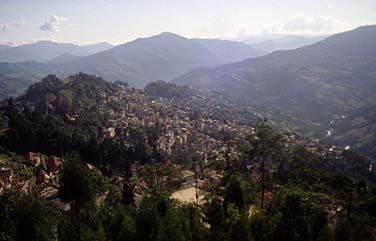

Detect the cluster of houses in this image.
[85,85,364,204]
[98,87,255,161]
[24,152,63,185]
[0,165,14,194]
[2,84,367,206]
[0,152,62,195]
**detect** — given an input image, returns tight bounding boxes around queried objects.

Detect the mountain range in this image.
[249,35,329,52]
[1,26,376,158]
[0,41,113,63]
[232,33,329,52]
[0,32,266,99]
[173,25,376,158]
[191,38,266,62]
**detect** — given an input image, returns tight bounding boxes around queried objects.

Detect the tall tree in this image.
[243,120,284,208]
[59,152,105,213]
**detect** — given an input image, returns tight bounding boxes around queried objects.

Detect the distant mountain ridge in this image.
[0,41,113,63]
[47,53,82,64]
[250,35,328,52]
[173,25,376,158]
[0,32,267,97]
[191,38,266,62]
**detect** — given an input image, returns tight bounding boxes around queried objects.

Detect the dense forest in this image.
[1,73,376,241]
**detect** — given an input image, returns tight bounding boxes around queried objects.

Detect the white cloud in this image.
[0,24,10,31]
[0,35,66,46]
[13,17,25,27]
[39,15,68,32]
[236,28,248,37]
[267,12,356,35]
[267,13,353,35]
[0,17,25,31]
[0,39,35,46]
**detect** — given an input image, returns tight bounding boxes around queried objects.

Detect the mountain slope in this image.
[173,25,376,157]
[330,104,376,158]
[0,44,10,51]
[47,53,82,64]
[0,61,57,99]
[192,38,266,62]
[64,33,268,86]
[0,41,87,62]
[0,73,33,100]
[0,32,269,93]
[71,32,222,85]
[81,42,113,55]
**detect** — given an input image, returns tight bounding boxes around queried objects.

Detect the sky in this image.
[0,0,375,46]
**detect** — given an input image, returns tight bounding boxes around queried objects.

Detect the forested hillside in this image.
[1,74,375,241]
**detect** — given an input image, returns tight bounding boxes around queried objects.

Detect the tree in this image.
[0,191,58,241]
[224,175,247,210]
[243,120,285,208]
[335,216,355,241]
[226,207,253,241]
[317,225,335,241]
[287,145,319,187]
[59,152,105,212]
[107,204,136,241]
[180,204,208,241]
[135,187,171,241]
[203,196,227,241]
[122,182,135,206]
[58,203,105,241]
[58,153,107,241]
[57,89,73,114]
[271,188,328,241]
[155,208,186,241]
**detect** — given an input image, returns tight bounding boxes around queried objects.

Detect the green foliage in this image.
[226,209,253,241]
[0,191,58,241]
[335,216,356,241]
[247,187,332,241]
[58,203,105,241]
[242,120,285,208]
[1,96,133,176]
[169,148,195,167]
[317,225,335,241]
[134,187,209,241]
[144,80,195,99]
[107,204,136,241]
[269,187,328,241]
[243,120,285,161]
[224,175,247,210]
[179,204,208,241]
[1,72,376,241]
[203,196,226,241]
[59,152,106,209]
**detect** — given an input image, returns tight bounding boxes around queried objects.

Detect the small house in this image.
[48,156,63,173]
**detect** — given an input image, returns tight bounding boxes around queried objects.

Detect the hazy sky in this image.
[0,0,375,45]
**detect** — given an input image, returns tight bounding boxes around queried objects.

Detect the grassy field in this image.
[171,187,206,204]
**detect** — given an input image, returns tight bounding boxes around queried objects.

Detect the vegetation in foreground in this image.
[0,74,376,241]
